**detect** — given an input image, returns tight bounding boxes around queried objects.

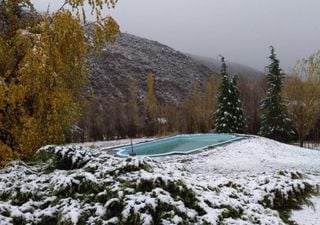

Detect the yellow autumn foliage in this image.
[284,56,320,146]
[144,73,158,136]
[0,0,119,165]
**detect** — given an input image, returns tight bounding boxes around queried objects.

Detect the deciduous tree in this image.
[183,81,203,133]
[127,78,139,138]
[144,73,158,136]
[204,74,217,131]
[284,55,320,147]
[0,0,119,165]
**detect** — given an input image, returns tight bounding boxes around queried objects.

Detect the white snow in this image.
[1,136,320,224]
[157,136,320,224]
[291,195,320,225]
[291,175,320,225]
[160,136,320,175]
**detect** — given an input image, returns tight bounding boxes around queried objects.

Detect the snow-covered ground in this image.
[161,136,320,175]
[92,135,320,224]
[290,174,320,225]
[291,195,320,225]
[0,136,319,224]
[159,136,320,225]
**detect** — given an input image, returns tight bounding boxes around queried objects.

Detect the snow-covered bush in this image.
[34,145,94,170]
[0,145,318,225]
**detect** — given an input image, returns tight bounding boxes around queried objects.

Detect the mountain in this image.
[88,33,264,105]
[186,54,264,81]
[89,33,215,104]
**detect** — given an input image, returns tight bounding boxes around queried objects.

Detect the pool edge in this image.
[116,134,245,157]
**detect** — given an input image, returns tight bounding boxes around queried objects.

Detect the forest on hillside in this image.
[79,48,320,150]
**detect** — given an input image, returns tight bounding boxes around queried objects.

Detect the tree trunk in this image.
[299,139,304,147]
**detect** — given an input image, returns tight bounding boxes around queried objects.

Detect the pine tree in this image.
[214,57,247,133]
[259,46,294,141]
[229,75,247,131]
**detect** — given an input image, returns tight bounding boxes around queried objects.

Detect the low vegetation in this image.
[0,145,318,225]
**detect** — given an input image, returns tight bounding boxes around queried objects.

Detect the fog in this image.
[33,0,320,71]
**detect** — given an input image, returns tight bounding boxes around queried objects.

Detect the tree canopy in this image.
[0,0,119,165]
[284,51,320,146]
[144,72,158,136]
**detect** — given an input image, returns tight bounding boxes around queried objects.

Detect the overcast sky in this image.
[33,0,320,71]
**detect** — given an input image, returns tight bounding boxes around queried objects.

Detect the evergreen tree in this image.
[259,46,294,141]
[214,57,247,133]
[229,75,247,131]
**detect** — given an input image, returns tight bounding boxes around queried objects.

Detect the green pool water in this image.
[116,134,243,157]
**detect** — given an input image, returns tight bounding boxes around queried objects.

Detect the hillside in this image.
[187,54,264,81]
[88,33,264,105]
[88,33,215,104]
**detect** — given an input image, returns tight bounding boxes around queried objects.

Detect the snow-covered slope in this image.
[162,136,320,225]
[162,136,320,175]
[0,136,319,225]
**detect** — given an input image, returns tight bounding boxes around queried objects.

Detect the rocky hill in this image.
[88,33,264,105]
[89,33,215,104]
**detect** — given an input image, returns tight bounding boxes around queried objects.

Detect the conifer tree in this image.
[229,75,247,131]
[259,46,293,141]
[214,57,246,133]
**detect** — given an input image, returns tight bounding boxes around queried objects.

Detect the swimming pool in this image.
[116,134,243,157]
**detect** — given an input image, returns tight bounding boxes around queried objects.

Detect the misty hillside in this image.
[187,54,264,81]
[88,33,214,104]
[89,33,263,104]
